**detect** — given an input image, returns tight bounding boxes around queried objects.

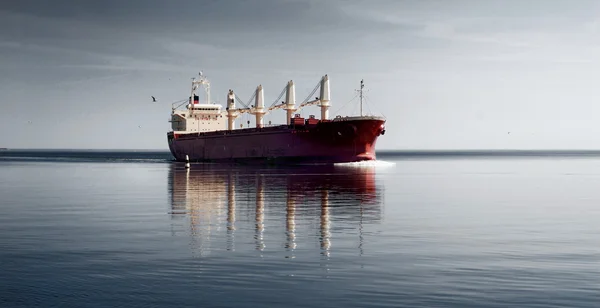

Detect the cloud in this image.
[339,0,600,51]
[1,0,389,38]
[339,7,532,49]
[0,0,402,76]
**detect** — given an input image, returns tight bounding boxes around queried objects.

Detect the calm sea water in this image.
[1,150,600,307]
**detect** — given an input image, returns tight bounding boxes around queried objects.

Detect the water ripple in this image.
[2,155,600,307]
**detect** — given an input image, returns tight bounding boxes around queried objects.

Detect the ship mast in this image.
[359,79,364,117]
[189,71,211,114]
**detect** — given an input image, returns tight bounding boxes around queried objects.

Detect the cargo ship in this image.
[167,73,386,164]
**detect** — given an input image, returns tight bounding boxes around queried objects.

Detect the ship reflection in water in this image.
[168,163,383,258]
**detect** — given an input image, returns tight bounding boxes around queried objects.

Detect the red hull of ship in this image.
[167,118,386,164]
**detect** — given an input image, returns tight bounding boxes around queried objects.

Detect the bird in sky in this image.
[151,96,157,102]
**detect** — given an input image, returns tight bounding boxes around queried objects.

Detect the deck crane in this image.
[224,75,330,129]
[288,75,330,120]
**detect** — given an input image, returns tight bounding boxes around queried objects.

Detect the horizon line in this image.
[6,148,600,152]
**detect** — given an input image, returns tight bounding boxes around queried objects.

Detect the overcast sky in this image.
[2,0,600,150]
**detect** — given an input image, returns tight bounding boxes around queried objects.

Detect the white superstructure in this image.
[170,73,225,133]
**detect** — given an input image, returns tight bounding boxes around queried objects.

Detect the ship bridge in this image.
[190,104,222,112]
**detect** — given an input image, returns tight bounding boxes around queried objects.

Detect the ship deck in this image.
[169,124,292,139]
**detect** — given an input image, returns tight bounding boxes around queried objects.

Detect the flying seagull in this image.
[151,96,157,102]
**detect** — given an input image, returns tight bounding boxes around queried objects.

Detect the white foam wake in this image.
[334,160,396,168]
